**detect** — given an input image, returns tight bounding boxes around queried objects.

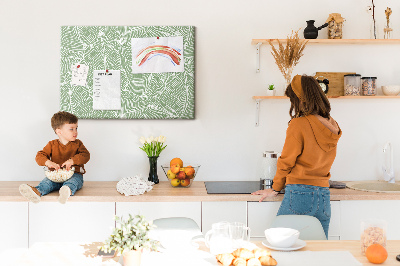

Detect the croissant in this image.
[247,258,262,266]
[232,248,254,260]
[232,257,246,266]
[252,248,271,259]
[216,253,235,266]
[259,255,277,266]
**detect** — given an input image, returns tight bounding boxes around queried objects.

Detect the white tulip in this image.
[146,137,151,143]
[139,137,146,144]
[159,135,166,143]
[149,136,154,142]
[154,136,159,142]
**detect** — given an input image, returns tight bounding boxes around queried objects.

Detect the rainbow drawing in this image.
[136,45,182,67]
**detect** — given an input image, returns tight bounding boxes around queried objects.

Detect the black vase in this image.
[148,156,159,184]
[303,20,328,39]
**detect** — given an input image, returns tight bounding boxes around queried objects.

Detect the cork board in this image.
[315,72,356,96]
[60,26,195,119]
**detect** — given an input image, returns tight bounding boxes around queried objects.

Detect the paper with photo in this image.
[71,64,89,86]
[132,36,184,73]
[93,70,121,110]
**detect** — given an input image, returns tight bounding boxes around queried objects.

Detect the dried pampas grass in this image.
[269,30,308,85]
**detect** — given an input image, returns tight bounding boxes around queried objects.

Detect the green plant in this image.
[268,84,275,90]
[139,135,167,157]
[101,214,159,255]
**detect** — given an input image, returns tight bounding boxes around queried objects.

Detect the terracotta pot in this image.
[122,249,142,266]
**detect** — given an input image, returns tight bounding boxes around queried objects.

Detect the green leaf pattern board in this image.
[60,26,195,119]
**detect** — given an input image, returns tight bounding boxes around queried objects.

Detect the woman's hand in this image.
[251,188,279,202]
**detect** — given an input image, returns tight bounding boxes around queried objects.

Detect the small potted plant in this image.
[101,214,159,266]
[267,84,276,96]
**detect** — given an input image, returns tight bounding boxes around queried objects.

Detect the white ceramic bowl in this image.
[382,85,400,96]
[264,227,300,248]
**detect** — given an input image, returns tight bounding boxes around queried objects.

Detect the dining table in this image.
[2,240,400,265]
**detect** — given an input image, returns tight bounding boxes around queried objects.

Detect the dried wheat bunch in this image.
[269,30,308,84]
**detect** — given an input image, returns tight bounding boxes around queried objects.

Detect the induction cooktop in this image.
[204,181,264,194]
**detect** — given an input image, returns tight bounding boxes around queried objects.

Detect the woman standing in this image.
[252,75,342,238]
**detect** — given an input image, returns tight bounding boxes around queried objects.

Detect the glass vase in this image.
[148,156,159,184]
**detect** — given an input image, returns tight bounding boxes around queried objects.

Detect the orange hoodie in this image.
[272,115,342,191]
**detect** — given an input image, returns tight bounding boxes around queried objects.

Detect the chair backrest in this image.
[152,217,202,237]
[269,215,327,240]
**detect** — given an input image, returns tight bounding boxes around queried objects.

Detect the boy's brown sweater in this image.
[36,139,90,174]
[272,115,342,192]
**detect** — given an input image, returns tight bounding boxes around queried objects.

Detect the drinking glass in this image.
[229,222,251,249]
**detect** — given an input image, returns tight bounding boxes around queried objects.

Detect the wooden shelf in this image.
[253,95,400,126]
[251,39,400,45]
[253,95,400,99]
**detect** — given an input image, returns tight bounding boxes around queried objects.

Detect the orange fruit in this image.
[170,158,183,168]
[365,244,388,264]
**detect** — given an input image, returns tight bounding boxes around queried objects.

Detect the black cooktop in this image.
[204,181,264,194]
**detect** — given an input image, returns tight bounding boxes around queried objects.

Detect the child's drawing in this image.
[131,36,184,73]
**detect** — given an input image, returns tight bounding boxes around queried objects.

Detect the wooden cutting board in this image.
[315,72,356,96]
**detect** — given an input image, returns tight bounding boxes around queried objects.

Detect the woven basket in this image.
[45,167,75,183]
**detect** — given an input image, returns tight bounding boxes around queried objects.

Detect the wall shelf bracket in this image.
[255,42,262,73]
[255,99,261,126]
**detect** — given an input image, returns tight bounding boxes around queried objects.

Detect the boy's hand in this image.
[61,159,74,171]
[45,160,60,170]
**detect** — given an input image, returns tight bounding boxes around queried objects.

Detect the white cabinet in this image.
[340,200,400,240]
[202,201,247,233]
[328,201,340,240]
[0,202,28,252]
[29,202,115,246]
[116,202,201,230]
[247,201,341,240]
[247,202,281,239]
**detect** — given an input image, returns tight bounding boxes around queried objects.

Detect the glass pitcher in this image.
[205,221,233,255]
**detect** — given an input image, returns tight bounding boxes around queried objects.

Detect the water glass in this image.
[229,222,251,249]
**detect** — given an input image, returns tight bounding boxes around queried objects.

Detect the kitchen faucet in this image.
[383,142,395,183]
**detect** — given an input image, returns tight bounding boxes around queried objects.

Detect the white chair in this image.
[269,215,327,240]
[152,217,204,248]
[153,217,201,233]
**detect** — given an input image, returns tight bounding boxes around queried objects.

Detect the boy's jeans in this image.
[276,184,331,239]
[36,173,84,196]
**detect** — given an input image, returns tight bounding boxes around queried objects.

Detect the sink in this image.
[346,181,400,193]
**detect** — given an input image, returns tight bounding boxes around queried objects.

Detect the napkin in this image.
[271,250,362,266]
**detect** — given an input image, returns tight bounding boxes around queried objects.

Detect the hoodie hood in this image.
[305,115,342,152]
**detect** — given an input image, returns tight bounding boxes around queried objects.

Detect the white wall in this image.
[1,0,400,183]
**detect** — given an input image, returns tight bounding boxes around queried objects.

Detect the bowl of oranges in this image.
[161,158,200,188]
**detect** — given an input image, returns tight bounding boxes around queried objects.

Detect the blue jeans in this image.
[36,173,84,196]
[277,184,331,238]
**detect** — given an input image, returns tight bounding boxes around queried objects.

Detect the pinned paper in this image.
[131,36,184,74]
[70,64,89,86]
[93,70,121,110]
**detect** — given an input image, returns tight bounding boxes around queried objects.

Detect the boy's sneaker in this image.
[19,184,41,203]
[58,186,71,204]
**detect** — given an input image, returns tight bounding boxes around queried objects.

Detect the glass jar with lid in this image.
[344,74,361,96]
[362,77,377,96]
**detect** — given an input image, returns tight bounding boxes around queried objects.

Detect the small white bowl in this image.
[264,227,300,248]
[382,85,400,96]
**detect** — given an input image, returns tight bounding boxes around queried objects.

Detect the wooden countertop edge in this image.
[2,181,400,202]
